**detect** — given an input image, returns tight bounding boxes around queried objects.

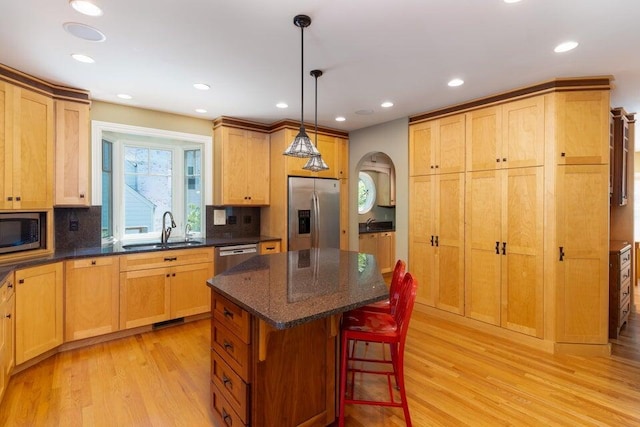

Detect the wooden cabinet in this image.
[555,165,609,344]
[0,274,15,402]
[408,173,464,313]
[65,256,119,341]
[213,126,270,206]
[611,108,632,206]
[55,100,90,206]
[340,179,349,250]
[609,242,632,339]
[465,167,544,337]
[259,240,281,254]
[409,113,465,176]
[15,262,63,365]
[358,231,396,274]
[284,130,349,180]
[555,91,610,165]
[376,170,396,206]
[210,290,337,426]
[466,99,544,172]
[0,83,54,210]
[120,248,214,329]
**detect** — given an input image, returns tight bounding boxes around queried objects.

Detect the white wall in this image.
[348,117,409,263]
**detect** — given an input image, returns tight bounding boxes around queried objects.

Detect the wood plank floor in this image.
[1,290,639,426]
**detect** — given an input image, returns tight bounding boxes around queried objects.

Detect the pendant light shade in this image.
[283,14,321,158]
[303,69,329,172]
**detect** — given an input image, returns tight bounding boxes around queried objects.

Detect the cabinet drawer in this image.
[620,248,631,267]
[211,382,247,427]
[67,256,118,269]
[212,351,248,422]
[212,323,251,381]
[120,248,213,271]
[619,264,631,283]
[259,240,280,254]
[620,280,631,305]
[619,298,631,327]
[213,292,251,344]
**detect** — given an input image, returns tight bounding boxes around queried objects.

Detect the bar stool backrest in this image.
[388,259,406,314]
[394,273,418,345]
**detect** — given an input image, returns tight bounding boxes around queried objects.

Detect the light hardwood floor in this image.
[1,290,639,427]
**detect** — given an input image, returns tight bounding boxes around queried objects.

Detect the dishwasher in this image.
[214,243,258,274]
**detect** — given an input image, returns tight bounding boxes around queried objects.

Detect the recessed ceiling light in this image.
[195,108,207,113]
[381,101,394,108]
[71,53,95,63]
[335,116,346,122]
[117,93,132,100]
[554,41,579,53]
[503,0,522,3]
[193,83,210,90]
[448,78,464,87]
[69,0,103,16]
[64,22,105,42]
[355,109,374,115]
[276,102,288,109]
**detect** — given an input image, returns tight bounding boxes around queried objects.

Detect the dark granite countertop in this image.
[358,221,395,234]
[207,248,388,330]
[0,235,280,286]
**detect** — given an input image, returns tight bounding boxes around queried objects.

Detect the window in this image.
[93,121,212,243]
[358,172,376,214]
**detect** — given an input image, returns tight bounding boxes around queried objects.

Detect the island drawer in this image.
[213,292,251,344]
[211,382,247,427]
[620,280,631,305]
[212,351,248,423]
[212,322,251,381]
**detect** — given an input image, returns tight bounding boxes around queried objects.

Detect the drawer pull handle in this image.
[495,241,500,255]
[18,279,24,284]
[222,375,232,388]
[623,272,629,279]
[5,314,11,319]
[91,260,96,265]
[164,257,177,262]
[223,340,234,352]
[223,308,234,319]
[15,196,21,201]
[559,247,565,261]
[623,290,629,297]
[501,241,506,255]
[7,282,12,289]
[265,246,275,250]
[222,409,233,426]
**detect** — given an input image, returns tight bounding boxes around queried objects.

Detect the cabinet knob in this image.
[80,193,85,198]
[7,282,12,289]
[5,314,11,319]
[18,279,24,284]
[15,196,21,201]
[7,196,12,201]
[502,158,507,162]
[91,260,97,265]
[561,152,566,157]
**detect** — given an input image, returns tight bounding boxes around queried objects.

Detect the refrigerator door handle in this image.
[311,191,318,248]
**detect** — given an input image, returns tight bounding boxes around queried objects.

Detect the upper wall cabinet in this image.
[554,90,610,165]
[409,113,465,176]
[213,126,270,206]
[0,82,54,210]
[284,130,349,179]
[55,100,90,206]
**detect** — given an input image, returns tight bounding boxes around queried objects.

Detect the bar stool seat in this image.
[349,259,406,315]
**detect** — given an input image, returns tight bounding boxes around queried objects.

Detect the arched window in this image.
[358,172,376,214]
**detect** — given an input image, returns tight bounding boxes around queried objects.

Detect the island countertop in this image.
[206,248,388,329]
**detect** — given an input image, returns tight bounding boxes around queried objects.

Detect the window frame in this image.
[358,171,376,214]
[92,121,212,244]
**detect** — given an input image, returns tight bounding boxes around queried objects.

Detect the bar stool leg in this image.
[338,332,349,427]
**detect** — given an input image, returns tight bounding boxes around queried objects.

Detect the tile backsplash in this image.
[54,205,262,250]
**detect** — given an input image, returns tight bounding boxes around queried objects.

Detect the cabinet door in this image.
[13,87,54,209]
[502,96,545,169]
[55,100,90,206]
[555,165,609,344]
[245,130,270,204]
[336,137,349,179]
[0,81,13,210]
[437,114,466,174]
[377,232,395,274]
[555,91,610,165]
[340,179,349,250]
[409,175,436,305]
[221,127,250,205]
[65,257,120,341]
[120,267,171,329]
[358,233,378,257]
[15,262,63,365]
[501,167,544,337]
[0,293,13,401]
[409,121,435,176]
[434,173,465,315]
[465,170,501,325]
[170,262,213,318]
[466,106,502,172]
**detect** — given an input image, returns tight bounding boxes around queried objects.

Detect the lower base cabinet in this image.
[358,231,396,274]
[15,263,63,365]
[211,290,337,426]
[0,274,15,402]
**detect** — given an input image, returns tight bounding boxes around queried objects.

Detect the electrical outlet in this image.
[228,215,237,225]
[69,219,79,231]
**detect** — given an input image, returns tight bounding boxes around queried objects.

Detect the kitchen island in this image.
[206,248,387,427]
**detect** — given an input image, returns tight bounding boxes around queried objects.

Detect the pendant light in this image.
[303,69,329,172]
[283,14,320,158]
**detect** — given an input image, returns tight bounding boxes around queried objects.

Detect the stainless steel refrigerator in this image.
[288,177,340,250]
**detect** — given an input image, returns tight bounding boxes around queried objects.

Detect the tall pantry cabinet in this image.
[409,78,612,353]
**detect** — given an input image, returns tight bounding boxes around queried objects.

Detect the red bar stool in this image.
[338,273,418,427]
[352,259,406,315]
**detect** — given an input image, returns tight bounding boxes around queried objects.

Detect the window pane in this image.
[358,172,376,214]
[101,140,113,238]
[185,149,202,232]
[124,146,172,235]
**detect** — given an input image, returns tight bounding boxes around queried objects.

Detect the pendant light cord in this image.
[300,23,304,128]
[314,72,318,147]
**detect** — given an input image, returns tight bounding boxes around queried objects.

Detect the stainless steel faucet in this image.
[161,211,176,244]
[184,223,192,242]
[365,217,375,230]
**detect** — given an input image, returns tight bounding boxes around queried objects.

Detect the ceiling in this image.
[1,0,639,136]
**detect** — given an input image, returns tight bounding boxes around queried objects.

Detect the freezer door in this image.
[288,177,314,251]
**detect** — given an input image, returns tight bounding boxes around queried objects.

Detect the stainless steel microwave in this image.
[0,212,44,254]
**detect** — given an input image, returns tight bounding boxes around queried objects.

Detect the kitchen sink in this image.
[122,240,205,250]
[359,221,394,232]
